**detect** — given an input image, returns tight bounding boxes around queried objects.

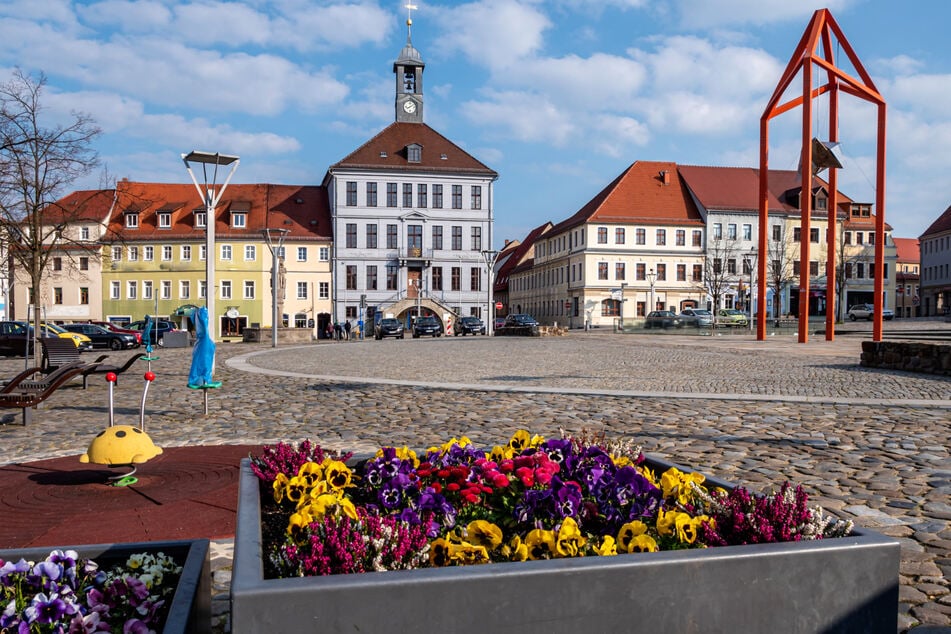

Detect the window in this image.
[692,264,703,282]
[295,313,307,328]
[713,223,722,239]
[346,223,357,248]
[727,224,737,240]
[692,230,702,247]
[79,257,89,271]
[199,280,206,299]
[844,231,852,245]
[297,281,308,300]
[793,227,802,242]
[743,224,752,241]
[676,230,685,246]
[656,263,667,281]
[636,228,646,245]
[793,260,801,275]
[601,299,620,317]
[140,281,152,300]
[386,265,398,291]
[615,228,625,244]
[615,262,625,280]
[199,245,206,261]
[112,246,122,262]
[636,263,646,280]
[126,214,138,228]
[677,264,686,281]
[810,227,819,243]
[387,224,398,249]
[52,257,62,271]
[471,186,482,210]
[432,267,443,291]
[244,280,255,299]
[180,280,190,299]
[363,225,376,249]
[53,287,63,304]
[407,145,421,162]
[367,265,378,290]
[319,247,328,261]
[79,287,89,304]
[713,258,722,274]
[80,226,90,240]
[159,212,172,228]
[727,259,737,275]
[161,280,171,300]
[598,262,608,280]
[452,185,462,209]
[408,225,423,252]
[868,231,875,244]
[144,246,154,261]
[450,267,460,291]
[110,281,120,299]
[220,280,231,300]
[346,181,357,206]
[452,226,462,250]
[656,229,666,246]
[220,245,231,261]
[245,245,256,261]
[743,259,753,275]
[433,184,443,208]
[856,232,864,245]
[403,183,413,207]
[471,226,482,251]
[772,225,782,241]
[195,212,206,228]
[470,268,481,291]
[181,245,191,261]
[319,282,329,299]
[126,246,139,262]
[432,226,443,250]
[366,182,377,207]
[809,261,819,276]
[418,184,427,208]
[346,265,357,290]
[386,183,398,207]
[598,227,608,244]
[162,245,172,261]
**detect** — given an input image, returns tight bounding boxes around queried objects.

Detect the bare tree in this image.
[0,69,101,362]
[702,236,742,326]
[766,227,798,320]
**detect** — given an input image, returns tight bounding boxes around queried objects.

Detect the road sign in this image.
[495,302,503,310]
[565,300,571,310]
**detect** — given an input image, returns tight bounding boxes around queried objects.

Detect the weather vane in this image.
[405,2,417,33]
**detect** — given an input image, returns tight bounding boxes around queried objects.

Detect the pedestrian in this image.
[325,322,332,340]
[334,322,342,341]
[344,319,352,341]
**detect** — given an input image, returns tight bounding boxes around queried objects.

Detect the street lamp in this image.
[262,228,289,348]
[745,247,758,331]
[646,267,656,313]
[619,282,628,331]
[183,151,239,342]
[481,249,500,335]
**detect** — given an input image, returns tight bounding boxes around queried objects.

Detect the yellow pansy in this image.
[284,475,310,503]
[617,520,649,552]
[272,472,289,503]
[525,528,556,560]
[298,480,330,507]
[489,445,513,462]
[660,468,706,505]
[296,461,324,486]
[451,542,490,565]
[466,520,503,550]
[594,535,618,557]
[676,514,711,545]
[555,517,587,557]
[502,536,529,562]
[429,538,454,567]
[393,446,419,467]
[637,465,659,488]
[629,534,658,553]
[656,509,679,537]
[529,434,545,448]
[322,460,353,491]
[508,429,532,452]
[304,493,359,522]
[287,508,314,537]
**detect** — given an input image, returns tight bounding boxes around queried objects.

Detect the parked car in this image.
[494,317,506,330]
[91,321,143,346]
[847,303,894,321]
[41,323,94,352]
[644,310,684,329]
[455,316,485,336]
[63,323,138,350]
[679,308,714,327]
[127,319,179,345]
[717,309,749,327]
[412,315,442,338]
[503,314,539,328]
[374,318,405,340]
[0,321,42,356]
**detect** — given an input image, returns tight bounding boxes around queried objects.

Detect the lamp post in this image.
[646,267,656,313]
[182,151,239,342]
[262,228,289,348]
[745,247,757,331]
[619,282,628,331]
[481,249,499,335]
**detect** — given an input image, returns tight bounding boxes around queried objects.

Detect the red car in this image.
[91,321,142,346]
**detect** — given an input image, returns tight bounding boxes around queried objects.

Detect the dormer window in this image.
[194,209,206,228]
[158,212,171,228]
[232,212,247,228]
[407,143,421,163]
[125,213,139,229]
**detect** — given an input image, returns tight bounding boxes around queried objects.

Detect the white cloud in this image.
[432,0,551,69]
[503,53,647,110]
[675,0,858,30]
[77,1,173,33]
[460,90,575,144]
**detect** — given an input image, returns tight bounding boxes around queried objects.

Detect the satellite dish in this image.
[226,308,239,319]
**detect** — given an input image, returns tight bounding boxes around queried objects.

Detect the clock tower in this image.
[394,14,424,123]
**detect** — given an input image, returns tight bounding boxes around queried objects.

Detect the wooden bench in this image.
[40,338,108,388]
[0,362,89,425]
[82,352,147,388]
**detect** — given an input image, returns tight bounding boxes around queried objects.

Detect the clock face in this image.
[403,100,417,114]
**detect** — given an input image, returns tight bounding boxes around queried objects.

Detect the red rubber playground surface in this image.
[0,445,261,548]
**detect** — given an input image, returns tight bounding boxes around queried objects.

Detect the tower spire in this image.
[405,3,417,41]
[394,3,424,123]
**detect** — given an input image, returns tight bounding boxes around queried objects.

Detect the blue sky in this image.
[3,0,950,248]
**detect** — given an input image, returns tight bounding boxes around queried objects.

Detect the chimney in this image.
[660,170,670,185]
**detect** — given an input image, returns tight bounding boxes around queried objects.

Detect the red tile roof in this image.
[893,237,919,262]
[329,122,497,177]
[495,222,552,290]
[921,203,951,238]
[41,189,117,223]
[91,181,332,242]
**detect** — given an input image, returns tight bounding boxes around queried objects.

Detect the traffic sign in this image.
[565,300,571,310]
[495,301,503,310]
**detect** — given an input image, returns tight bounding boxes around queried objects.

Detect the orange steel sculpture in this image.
[758,9,886,343]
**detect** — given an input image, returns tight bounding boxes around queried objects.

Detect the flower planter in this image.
[232,456,898,633]
[2,539,210,634]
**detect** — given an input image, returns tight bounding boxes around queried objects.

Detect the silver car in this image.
[679,308,714,327]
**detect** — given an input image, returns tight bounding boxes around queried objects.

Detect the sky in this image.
[2,0,950,248]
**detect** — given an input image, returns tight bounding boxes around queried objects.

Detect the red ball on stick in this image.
[105,372,117,383]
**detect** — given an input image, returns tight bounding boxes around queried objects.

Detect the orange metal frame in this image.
[758,9,886,343]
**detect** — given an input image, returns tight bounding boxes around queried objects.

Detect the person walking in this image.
[344,319,352,341]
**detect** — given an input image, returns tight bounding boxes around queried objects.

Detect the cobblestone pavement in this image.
[1,322,949,632]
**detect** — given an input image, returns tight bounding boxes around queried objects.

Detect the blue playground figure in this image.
[188,306,222,389]
[142,315,159,361]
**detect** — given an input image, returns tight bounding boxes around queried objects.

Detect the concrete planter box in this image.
[1,539,210,634]
[232,457,898,633]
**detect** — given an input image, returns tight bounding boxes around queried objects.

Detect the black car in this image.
[412,315,442,338]
[454,316,485,336]
[63,323,138,350]
[644,310,684,329]
[375,318,404,340]
[0,321,40,356]
[127,319,179,345]
[503,314,538,327]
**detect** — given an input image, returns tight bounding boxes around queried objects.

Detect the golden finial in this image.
[405,2,417,28]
